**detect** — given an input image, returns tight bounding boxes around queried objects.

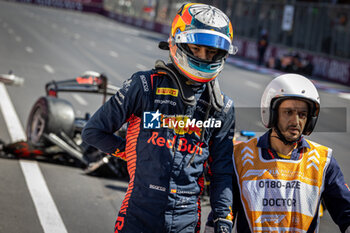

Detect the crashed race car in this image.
[2,71,128,178]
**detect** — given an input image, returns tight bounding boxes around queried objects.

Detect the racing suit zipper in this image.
[171,109,187,155]
[187,97,211,167]
[168,109,188,232]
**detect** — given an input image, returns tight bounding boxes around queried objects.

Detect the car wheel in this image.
[26,96,75,147]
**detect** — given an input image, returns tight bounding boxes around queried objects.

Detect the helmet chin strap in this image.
[272,127,300,146]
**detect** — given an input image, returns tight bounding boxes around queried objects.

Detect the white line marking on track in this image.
[0,83,68,233]
[245,80,261,89]
[8,28,14,34]
[109,51,119,58]
[26,46,33,53]
[338,93,350,100]
[136,64,147,70]
[44,64,55,74]
[20,161,68,233]
[72,93,88,106]
[0,83,26,142]
[15,36,22,42]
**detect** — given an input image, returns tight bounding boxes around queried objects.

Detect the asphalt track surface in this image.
[0,1,349,232]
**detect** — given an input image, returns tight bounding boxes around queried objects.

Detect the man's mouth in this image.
[288,127,300,135]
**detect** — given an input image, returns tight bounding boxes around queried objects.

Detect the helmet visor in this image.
[175,30,232,53]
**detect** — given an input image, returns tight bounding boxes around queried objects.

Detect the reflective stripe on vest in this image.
[233,138,332,233]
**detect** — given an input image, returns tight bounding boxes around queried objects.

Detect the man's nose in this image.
[290,112,299,125]
[196,48,207,60]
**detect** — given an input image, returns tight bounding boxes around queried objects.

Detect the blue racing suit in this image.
[82,65,235,233]
[231,130,350,233]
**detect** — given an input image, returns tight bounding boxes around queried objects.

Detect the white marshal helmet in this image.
[261,74,320,135]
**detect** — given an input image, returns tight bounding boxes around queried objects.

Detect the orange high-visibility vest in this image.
[233,138,332,233]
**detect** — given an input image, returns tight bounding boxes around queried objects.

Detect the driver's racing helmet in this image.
[261,74,320,136]
[169,3,235,83]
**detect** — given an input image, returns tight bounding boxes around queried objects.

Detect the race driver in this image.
[82,3,236,233]
[229,74,350,232]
